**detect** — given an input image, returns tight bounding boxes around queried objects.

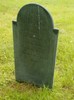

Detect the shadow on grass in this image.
[5,80,52,93]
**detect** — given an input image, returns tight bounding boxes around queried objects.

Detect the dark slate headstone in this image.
[12,3,59,88]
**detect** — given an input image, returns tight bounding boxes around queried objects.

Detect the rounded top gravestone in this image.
[13,3,59,88]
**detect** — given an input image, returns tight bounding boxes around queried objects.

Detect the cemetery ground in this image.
[0,0,74,100]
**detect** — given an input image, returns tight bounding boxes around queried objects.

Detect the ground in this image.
[0,0,74,100]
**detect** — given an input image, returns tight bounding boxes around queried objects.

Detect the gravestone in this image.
[12,3,59,88]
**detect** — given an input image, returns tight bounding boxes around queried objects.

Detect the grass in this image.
[0,0,74,100]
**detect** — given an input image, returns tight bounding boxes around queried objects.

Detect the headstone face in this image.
[12,3,59,88]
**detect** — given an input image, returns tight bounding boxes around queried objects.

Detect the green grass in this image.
[0,0,74,100]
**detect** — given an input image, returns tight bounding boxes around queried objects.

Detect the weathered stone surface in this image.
[12,3,59,88]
